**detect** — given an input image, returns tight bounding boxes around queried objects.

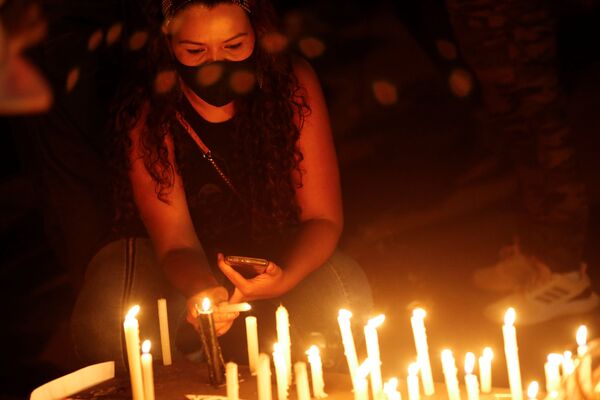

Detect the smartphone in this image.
[225,255,269,277]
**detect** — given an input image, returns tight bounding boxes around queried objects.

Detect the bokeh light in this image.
[298,37,326,59]
[448,68,473,98]
[128,31,148,51]
[87,29,103,51]
[436,39,457,60]
[372,80,398,106]
[230,70,256,94]
[260,32,288,54]
[106,23,123,46]
[66,67,80,92]
[154,70,177,94]
[198,64,223,87]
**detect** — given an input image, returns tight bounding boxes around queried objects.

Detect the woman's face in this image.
[168,3,256,67]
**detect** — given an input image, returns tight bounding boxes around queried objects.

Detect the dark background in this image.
[2,0,600,398]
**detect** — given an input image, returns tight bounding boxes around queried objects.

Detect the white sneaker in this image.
[483,264,600,325]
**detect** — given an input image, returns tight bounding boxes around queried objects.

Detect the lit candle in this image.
[576,325,593,394]
[526,381,539,400]
[226,362,239,400]
[294,362,311,400]
[273,343,289,400]
[502,308,523,400]
[354,360,371,400]
[410,308,435,395]
[157,299,172,366]
[123,305,145,400]
[246,316,260,375]
[257,353,272,400]
[407,362,421,400]
[441,349,461,400]
[464,352,479,400]
[383,377,401,400]
[478,347,493,393]
[562,351,574,375]
[276,305,292,383]
[544,353,562,394]
[196,297,225,386]
[306,345,327,399]
[364,314,385,400]
[141,340,155,400]
[216,302,252,313]
[337,309,359,385]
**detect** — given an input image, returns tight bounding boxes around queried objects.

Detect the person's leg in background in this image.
[445,0,597,324]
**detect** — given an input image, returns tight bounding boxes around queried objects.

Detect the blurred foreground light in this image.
[0,55,52,115]
[66,67,80,92]
[230,70,255,94]
[129,31,148,51]
[448,68,473,98]
[372,80,398,106]
[198,64,223,86]
[298,37,326,59]
[106,23,123,46]
[88,29,103,51]
[260,32,288,54]
[435,39,457,60]
[154,70,177,94]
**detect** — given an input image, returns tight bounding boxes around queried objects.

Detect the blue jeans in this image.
[70,238,373,372]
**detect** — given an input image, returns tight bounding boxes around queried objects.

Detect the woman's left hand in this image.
[217,253,289,302]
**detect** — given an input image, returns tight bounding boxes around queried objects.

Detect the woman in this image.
[71,0,372,370]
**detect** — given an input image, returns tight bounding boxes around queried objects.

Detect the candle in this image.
[502,308,523,400]
[478,347,493,393]
[273,343,289,400]
[226,362,239,400]
[246,316,260,375]
[257,353,272,400]
[544,353,562,394]
[576,325,593,394]
[196,297,225,386]
[123,305,145,400]
[276,305,292,383]
[364,314,385,400]
[562,351,574,375]
[407,362,421,400]
[441,349,461,400]
[306,345,327,399]
[157,298,172,366]
[141,340,155,400]
[410,308,435,395]
[337,309,359,385]
[526,381,539,400]
[216,302,252,313]
[354,360,371,400]
[294,362,311,400]
[383,377,401,400]
[464,352,479,400]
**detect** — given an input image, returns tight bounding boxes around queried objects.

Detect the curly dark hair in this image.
[111,0,309,237]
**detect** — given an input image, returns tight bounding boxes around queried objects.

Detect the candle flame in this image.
[412,308,426,319]
[483,347,494,360]
[306,345,320,358]
[576,325,588,346]
[338,309,353,319]
[527,381,539,399]
[142,339,151,354]
[201,297,211,312]
[368,314,385,328]
[408,362,419,376]
[504,307,516,326]
[125,305,140,320]
[441,349,454,363]
[465,352,476,374]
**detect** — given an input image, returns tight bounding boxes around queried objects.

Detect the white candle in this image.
[124,305,145,400]
[246,316,260,375]
[478,347,493,393]
[407,362,421,400]
[562,351,574,375]
[354,360,371,400]
[544,353,562,394]
[273,343,289,400]
[383,377,401,400]
[306,345,327,398]
[217,303,252,313]
[576,325,593,394]
[464,352,479,400]
[502,308,523,400]
[337,309,359,385]
[410,308,435,395]
[226,362,239,400]
[364,314,385,400]
[441,349,461,400]
[141,340,155,400]
[294,362,311,400]
[157,298,172,366]
[276,306,292,383]
[526,381,539,400]
[257,353,272,400]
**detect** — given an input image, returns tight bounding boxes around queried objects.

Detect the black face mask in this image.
[175,53,257,107]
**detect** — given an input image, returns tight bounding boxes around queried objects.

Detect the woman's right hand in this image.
[186,286,239,336]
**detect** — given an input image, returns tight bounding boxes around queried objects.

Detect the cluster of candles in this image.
[122,298,597,400]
